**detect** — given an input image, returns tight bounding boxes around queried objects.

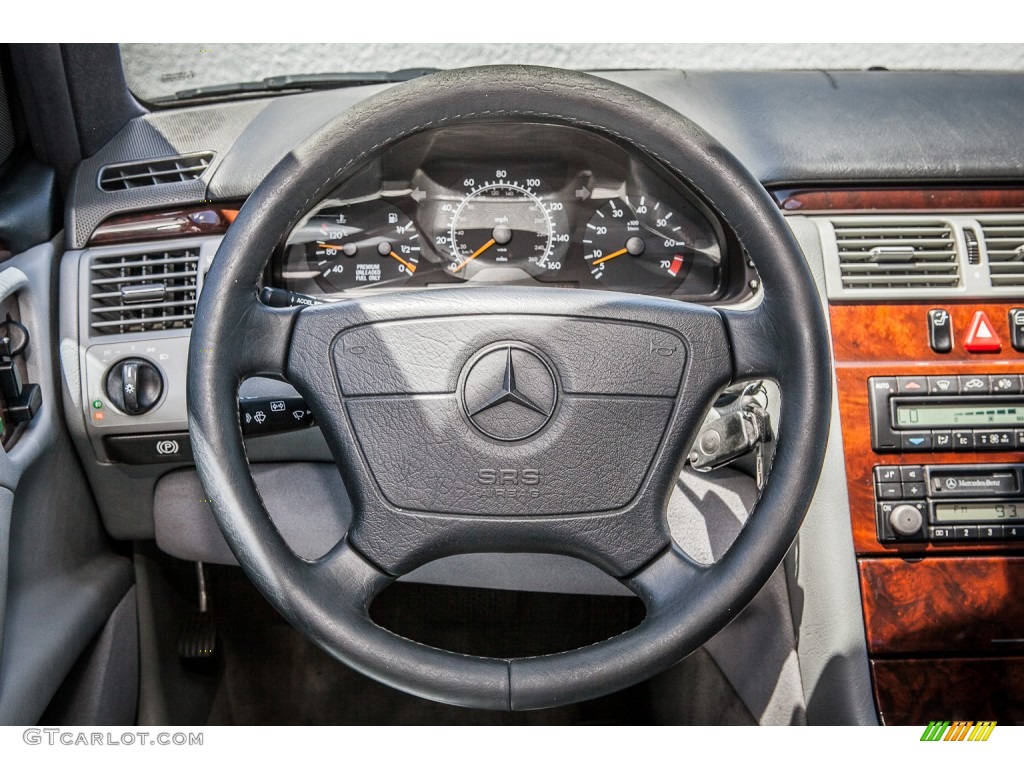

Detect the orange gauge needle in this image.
[388,250,416,273]
[316,241,338,250]
[591,247,628,266]
[451,238,496,274]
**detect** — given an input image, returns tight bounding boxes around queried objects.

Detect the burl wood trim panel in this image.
[873,658,1024,725]
[859,556,1024,655]
[88,206,239,246]
[830,302,1024,555]
[774,187,1024,213]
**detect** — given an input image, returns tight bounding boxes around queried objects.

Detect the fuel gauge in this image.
[284,199,420,292]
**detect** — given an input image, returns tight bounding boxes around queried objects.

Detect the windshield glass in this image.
[121,43,1024,104]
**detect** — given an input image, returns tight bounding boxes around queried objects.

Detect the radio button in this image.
[875,466,901,484]
[990,374,1022,394]
[953,431,975,450]
[877,483,904,500]
[897,376,928,394]
[927,375,959,395]
[980,525,1003,540]
[889,504,924,537]
[900,466,924,483]
[958,375,990,394]
[954,525,979,540]
[932,430,953,450]
[902,481,926,499]
[900,431,933,451]
[1006,525,1024,540]
[1016,429,1024,449]
[930,526,955,541]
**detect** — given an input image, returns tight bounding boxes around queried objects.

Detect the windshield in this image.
[122,43,1024,104]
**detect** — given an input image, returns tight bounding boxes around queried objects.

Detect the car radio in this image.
[868,375,1024,452]
[874,463,1024,542]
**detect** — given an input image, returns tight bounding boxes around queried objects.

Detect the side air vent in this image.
[832,219,961,290]
[89,248,199,335]
[97,152,214,192]
[980,218,1024,287]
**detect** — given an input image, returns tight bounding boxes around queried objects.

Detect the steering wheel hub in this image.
[461,342,558,442]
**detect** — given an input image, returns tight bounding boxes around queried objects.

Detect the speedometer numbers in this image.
[583,197,693,293]
[443,174,567,278]
[286,199,420,292]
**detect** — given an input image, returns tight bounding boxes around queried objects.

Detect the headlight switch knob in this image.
[105,358,163,416]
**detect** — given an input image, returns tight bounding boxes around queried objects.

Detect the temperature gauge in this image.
[284,199,420,292]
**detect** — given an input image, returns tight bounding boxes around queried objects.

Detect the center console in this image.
[805,191,1024,725]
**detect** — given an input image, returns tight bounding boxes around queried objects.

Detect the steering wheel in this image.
[187,66,830,710]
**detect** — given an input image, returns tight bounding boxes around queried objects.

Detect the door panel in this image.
[0,241,134,724]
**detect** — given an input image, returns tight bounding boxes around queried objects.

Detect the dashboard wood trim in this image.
[831,300,1024,726]
[859,556,1024,656]
[87,206,239,246]
[830,302,1024,556]
[774,187,1024,213]
[872,657,1024,725]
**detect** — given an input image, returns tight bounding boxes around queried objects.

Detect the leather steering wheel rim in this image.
[187,65,831,711]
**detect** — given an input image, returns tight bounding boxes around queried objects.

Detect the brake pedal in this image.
[178,562,218,663]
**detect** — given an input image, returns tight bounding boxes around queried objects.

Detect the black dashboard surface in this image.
[66,70,1024,249]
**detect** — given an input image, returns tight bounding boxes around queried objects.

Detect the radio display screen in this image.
[934,502,1022,523]
[894,402,1024,428]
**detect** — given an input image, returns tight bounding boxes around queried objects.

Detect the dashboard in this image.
[46,67,1024,726]
[274,123,738,300]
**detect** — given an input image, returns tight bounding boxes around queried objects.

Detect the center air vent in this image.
[89,248,199,335]
[98,152,214,192]
[979,217,1024,287]
[832,219,961,290]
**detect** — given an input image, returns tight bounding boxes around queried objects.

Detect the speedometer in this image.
[443,175,566,278]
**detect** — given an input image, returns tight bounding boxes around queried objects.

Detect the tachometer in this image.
[583,196,696,293]
[443,176,565,278]
[284,199,420,292]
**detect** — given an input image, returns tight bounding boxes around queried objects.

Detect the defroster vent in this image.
[89,248,199,335]
[97,152,214,192]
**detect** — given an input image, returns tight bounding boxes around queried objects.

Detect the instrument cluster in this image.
[274,123,741,301]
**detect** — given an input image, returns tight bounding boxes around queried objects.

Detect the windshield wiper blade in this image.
[170,68,440,101]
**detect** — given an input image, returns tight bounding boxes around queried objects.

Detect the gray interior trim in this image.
[0,239,134,725]
[40,586,139,726]
[0,487,15,664]
[786,215,878,725]
[155,462,350,564]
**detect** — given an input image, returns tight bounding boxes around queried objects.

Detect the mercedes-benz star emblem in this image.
[462,343,557,441]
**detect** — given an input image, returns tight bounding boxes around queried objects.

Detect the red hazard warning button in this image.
[963,310,1002,352]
